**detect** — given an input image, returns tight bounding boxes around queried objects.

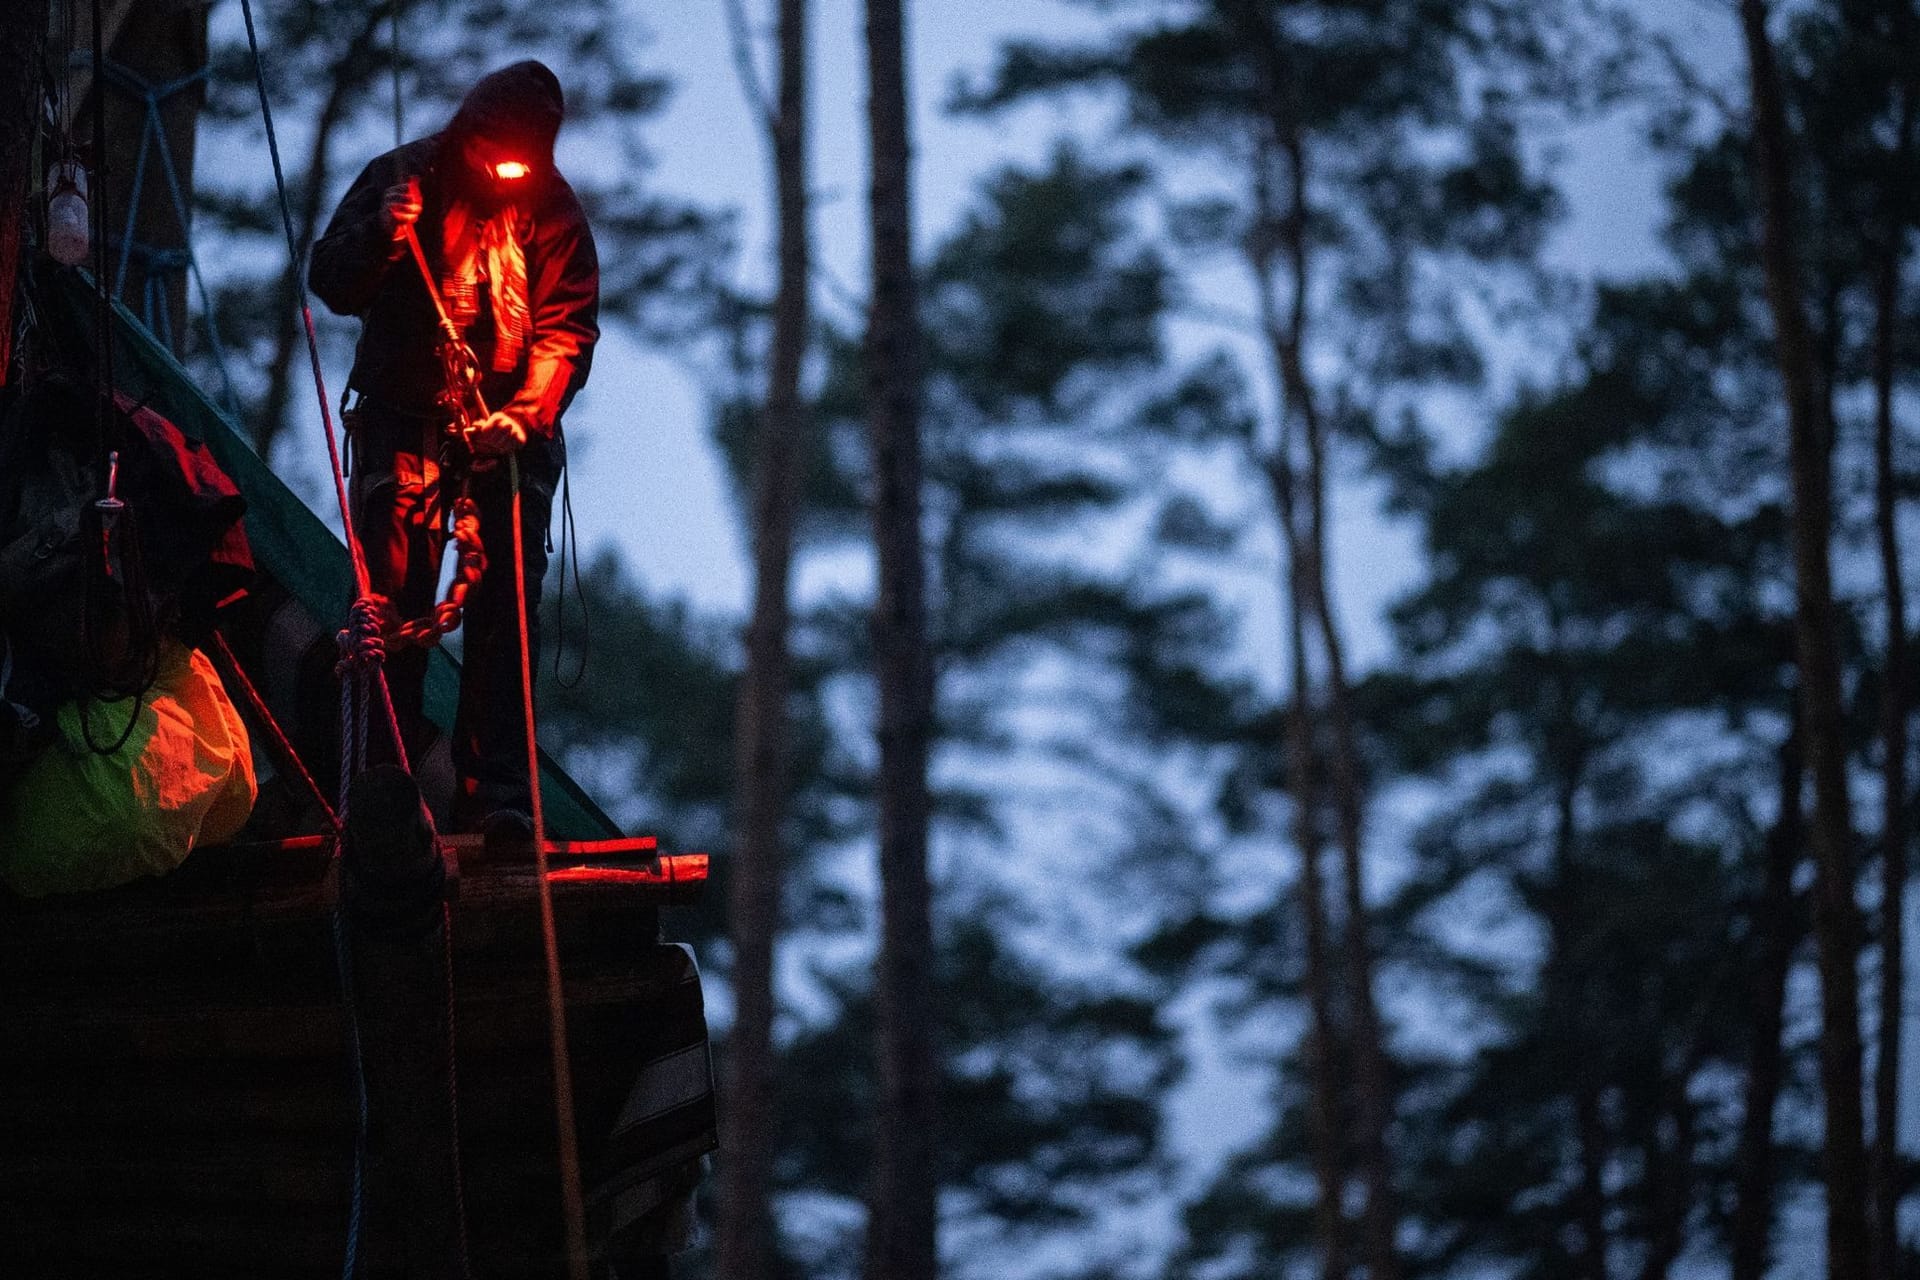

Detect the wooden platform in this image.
[175,833,711,897]
[0,834,715,1278]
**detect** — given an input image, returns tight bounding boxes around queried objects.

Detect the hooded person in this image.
[310,60,599,843]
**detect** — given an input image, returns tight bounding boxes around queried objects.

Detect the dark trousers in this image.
[348,401,553,828]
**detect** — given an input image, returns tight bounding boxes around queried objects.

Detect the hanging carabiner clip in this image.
[95,450,125,582]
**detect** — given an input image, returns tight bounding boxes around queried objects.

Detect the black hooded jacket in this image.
[309,61,599,448]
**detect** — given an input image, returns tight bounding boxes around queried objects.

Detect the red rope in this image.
[512,453,590,1279]
[209,629,340,835]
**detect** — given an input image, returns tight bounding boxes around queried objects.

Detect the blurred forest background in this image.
[84,0,1920,1276]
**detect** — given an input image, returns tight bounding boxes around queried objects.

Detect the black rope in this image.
[79,687,143,755]
[77,497,160,756]
[551,429,589,689]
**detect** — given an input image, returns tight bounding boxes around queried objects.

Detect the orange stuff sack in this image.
[0,640,255,896]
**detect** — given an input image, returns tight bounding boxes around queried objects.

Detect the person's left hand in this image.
[466,410,528,457]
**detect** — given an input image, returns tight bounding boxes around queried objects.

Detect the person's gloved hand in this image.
[466,410,528,457]
[382,176,422,243]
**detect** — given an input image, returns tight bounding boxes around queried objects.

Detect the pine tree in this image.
[955,5,1577,1273]
[1738,4,1869,1272]
[860,3,938,1276]
[716,2,813,1276]
[1356,334,1798,1280]
[705,142,1244,1278]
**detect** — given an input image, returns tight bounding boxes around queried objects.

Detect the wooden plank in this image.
[0,852,693,987]
[0,841,696,955]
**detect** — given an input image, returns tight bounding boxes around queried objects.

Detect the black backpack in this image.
[0,372,252,729]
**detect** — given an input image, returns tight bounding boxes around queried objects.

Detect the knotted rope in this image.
[334,595,391,801]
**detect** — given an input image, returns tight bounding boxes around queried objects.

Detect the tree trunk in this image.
[0,0,49,387]
[257,5,387,460]
[1312,437,1400,1280]
[1249,140,1349,1280]
[1636,1030,1712,1280]
[1870,22,1916,1276]
[1738,5,1871,1277]
[860,3,937,1279]
[1270,458,1351,1280]
[1731,718,1806,1280]
[1236,16,1396,1265]
[1280,128,1401,1280]
[716,2,810,1277]
[1551,752,1609,1280]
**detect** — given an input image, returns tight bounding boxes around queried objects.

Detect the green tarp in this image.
[41,265,618,839]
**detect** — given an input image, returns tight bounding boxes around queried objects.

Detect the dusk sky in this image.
[8,3,1898,1275]
[557,0,1745,683]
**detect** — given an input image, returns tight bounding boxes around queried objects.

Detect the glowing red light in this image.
[491,160,530,181]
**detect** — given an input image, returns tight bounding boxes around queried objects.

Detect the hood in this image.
[445,61,565,167]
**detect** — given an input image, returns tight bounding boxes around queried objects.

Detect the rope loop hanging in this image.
[72,49,239,409]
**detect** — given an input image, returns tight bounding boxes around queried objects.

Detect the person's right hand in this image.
[382,177,422,243]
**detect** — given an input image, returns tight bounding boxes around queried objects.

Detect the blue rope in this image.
[76,54,236,410]
[110,98,150,298]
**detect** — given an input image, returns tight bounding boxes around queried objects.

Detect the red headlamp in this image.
[490,160,531,181]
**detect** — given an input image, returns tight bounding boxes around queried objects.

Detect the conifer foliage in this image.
[139,1,1920,1277]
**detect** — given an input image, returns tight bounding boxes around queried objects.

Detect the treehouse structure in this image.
[0,6,715,1276]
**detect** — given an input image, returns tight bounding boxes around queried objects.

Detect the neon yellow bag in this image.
[0,640,256,896]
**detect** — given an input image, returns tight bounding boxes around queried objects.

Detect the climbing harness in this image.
[394,213,591,682]
[398,219,490,439]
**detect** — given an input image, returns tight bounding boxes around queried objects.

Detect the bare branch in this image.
[722,0,776,137]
